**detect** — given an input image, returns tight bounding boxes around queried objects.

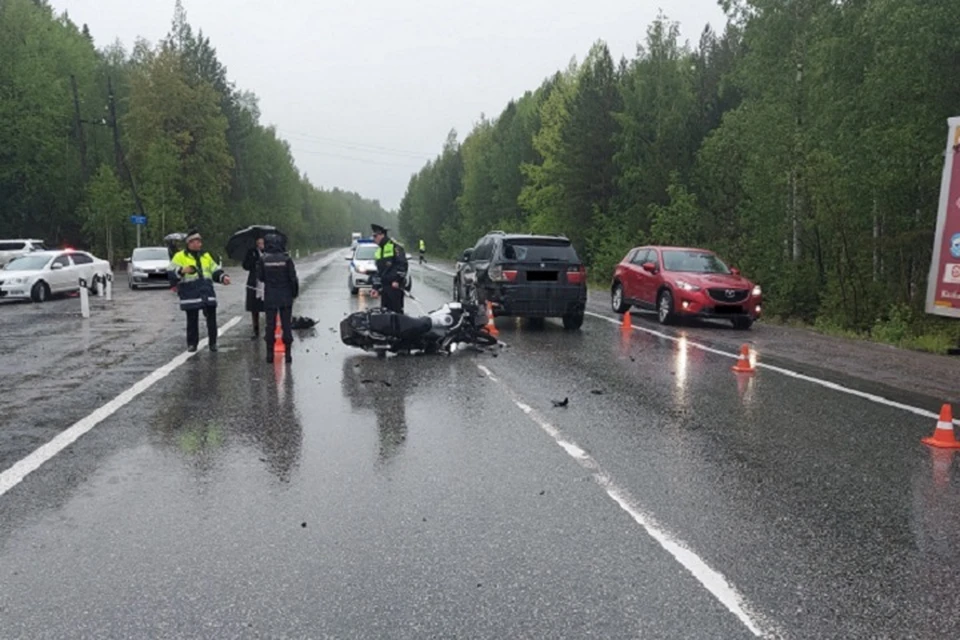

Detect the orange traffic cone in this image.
[921,404,960,449]
[273,312,286,354]
[621,309,632,331]
[484,301,500,338]
[731,344,755,374]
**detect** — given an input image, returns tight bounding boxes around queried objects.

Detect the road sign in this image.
[926,116,960,318]
[130,215,147,225]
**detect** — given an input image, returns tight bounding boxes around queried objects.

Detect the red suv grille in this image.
[707,288,750,304]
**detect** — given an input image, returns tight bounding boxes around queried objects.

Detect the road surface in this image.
[1,251,958,639]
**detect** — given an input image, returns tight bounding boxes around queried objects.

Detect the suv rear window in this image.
[501,239,578,262]
[0,242,26,251]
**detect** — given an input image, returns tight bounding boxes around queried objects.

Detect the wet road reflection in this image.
[150,342,304,483]
[341,356,409,464]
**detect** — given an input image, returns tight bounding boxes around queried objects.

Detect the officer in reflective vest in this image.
[168,230,232,352]
[371,223,408,314]
[419,238,426,264]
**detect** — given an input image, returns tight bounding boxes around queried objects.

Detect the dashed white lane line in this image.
[425,260,950,424]
[477,363,778,638]
[0,251,345,499]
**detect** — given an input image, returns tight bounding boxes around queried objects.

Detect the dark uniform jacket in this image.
[257,237,299,309]
[374,238,408,288]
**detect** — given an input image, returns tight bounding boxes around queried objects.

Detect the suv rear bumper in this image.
[486,283,587,318]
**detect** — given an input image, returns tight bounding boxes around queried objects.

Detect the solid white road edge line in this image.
[426,260,949,424]
[476,363,777,639]
[583,311,953,425]
[0,315,242,498]
[0,250,344,499]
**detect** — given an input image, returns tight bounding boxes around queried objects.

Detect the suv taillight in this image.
[490,265,517,282]
[566,265,586,284]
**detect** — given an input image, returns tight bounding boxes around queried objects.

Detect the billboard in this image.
[925,117,960,318]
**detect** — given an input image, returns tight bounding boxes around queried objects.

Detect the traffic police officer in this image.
[257,233,299,363]
[371,223,408,314]
[168,230,231,352]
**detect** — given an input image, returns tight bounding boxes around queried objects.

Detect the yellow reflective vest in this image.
[169,250,225,310]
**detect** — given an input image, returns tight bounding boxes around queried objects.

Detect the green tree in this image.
[78,164,133,263]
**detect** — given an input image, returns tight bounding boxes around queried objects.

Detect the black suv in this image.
[453,231,588,330]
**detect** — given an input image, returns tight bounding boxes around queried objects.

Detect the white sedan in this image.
[0,249,112,303]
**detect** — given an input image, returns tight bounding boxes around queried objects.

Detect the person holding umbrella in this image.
[242,235,266,339]
[164,232,186,288]
[225,224,285,338]
[168,230,232,352]
[257,233,299,363]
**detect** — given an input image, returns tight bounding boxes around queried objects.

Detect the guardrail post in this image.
[105,273,113,301]
[95,275,104,297]
[79,277,90,318]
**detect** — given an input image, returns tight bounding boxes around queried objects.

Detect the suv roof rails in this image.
[487,230,506,235]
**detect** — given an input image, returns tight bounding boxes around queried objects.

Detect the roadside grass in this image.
[765,310,960,355]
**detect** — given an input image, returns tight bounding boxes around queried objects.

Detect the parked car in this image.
[126,246,173,289]
[0,239,47,267]
[346,240,412,295]
[0,249,112,303]
[610,245,762,329]
[453,231,587,330]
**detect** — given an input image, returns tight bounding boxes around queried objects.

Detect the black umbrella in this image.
[225,225,286,261]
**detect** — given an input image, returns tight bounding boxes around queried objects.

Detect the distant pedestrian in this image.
[257,233,299,363]
[168,230,231,352]
[243,236,266,339]
[419,238,426,264]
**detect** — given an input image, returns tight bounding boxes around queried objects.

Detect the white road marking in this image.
[479,363,777,638]
[584,311,955,425]
[0,250,345,499]
[0,316,242,498]
[425,262,950,423]
[434,252,951,423]
[476,364,499,382]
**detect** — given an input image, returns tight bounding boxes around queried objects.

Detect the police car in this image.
[347,238,412,295]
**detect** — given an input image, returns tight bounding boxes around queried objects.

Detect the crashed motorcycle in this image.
[340,301,499,356]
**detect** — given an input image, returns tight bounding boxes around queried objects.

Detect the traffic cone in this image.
[731,344,755,374]
[484,301,500,338]
[273,312,286,354]
[621,309,632,331]
[921,404,960,449]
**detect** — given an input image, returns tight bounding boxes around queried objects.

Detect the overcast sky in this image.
[51,0,729,211]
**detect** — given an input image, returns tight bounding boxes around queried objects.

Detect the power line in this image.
[288,146,427,168]
[278,129,435,160]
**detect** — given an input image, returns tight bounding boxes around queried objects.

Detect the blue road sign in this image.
[130,215,147,225]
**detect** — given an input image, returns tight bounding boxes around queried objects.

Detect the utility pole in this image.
[106,76,146,218]
[69,74,88,182]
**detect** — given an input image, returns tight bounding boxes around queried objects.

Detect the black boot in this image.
[284,346,292,363]
[266,351,274,363]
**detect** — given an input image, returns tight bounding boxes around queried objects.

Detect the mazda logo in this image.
[725,289,736,298]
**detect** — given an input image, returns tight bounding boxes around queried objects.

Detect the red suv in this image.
[610,246,762,329]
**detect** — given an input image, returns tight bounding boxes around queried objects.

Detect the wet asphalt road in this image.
[1,255,959,638]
